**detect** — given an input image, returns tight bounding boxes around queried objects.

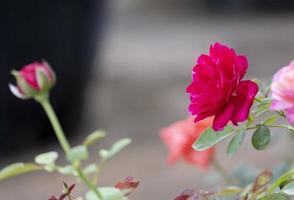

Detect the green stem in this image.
[247,124,292,130]
[36,95,102,199]
[268,170,294,194]
[212,159,232,184]
[40,98,71,154]
[94,159,106,185]
[76,167,102,199]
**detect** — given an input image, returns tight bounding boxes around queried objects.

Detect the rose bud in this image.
[9,61,56,99]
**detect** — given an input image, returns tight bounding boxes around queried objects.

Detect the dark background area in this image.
[0,0,105,153]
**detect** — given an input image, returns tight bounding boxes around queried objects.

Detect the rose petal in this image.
[160,117,214,170]
[210,42,236,79]
[8,83,29,99]
[160,122,193,163]
[230,80,258,124]
[270,100,294,110]
[285,107,294,126]
[235,55,248,80]
[19,62,41,89]
[212,100,234,131]
[197,54,213,65]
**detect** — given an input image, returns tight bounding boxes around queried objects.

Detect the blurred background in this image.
[1,0,294,199]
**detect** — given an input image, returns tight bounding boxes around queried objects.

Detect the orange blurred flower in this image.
[160,116,214,170]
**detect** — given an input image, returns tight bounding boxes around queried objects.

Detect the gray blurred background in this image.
[1,0,294,199]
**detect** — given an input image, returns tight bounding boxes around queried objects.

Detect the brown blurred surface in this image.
[1,1,294,199]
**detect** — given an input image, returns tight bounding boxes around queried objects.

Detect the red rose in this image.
[160,117,214,170]
[9,61,56,99]
[186,43,258,131]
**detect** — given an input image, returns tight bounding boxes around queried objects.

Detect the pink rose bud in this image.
[9,61,56,99]
[270,60,294,126]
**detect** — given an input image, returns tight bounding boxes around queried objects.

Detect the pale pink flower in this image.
[271,61,294,125]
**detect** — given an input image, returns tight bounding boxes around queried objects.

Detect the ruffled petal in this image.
[210,42,237,79]
[197,54,213,65]
[235,55,248,80]
[212,100,234,131]
[209,42,236,61]
[230,80,258,124]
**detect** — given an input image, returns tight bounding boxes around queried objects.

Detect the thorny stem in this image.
[36,94,103,199]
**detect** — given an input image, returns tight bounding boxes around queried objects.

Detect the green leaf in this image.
[193,126,234,151]
[99,138,131,160]
[83,164,98,175]
[34,151,58,172]
[57,165,76,175]
[35,151,58,165]
[262,115,277,125]
[252,171,273,192]
[0,162,41,180]
[253,100,271,116]
[252,125,271,150]
[227,129,246,155]
[247,114,254,126]
[67,145,89,162]
[281,181,294,195]
[261,193,289,200]
[86,187,127,200]
[83,130,106,147]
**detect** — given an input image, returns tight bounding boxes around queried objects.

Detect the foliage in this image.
[3,61,136,200]
[5,49,294,200]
